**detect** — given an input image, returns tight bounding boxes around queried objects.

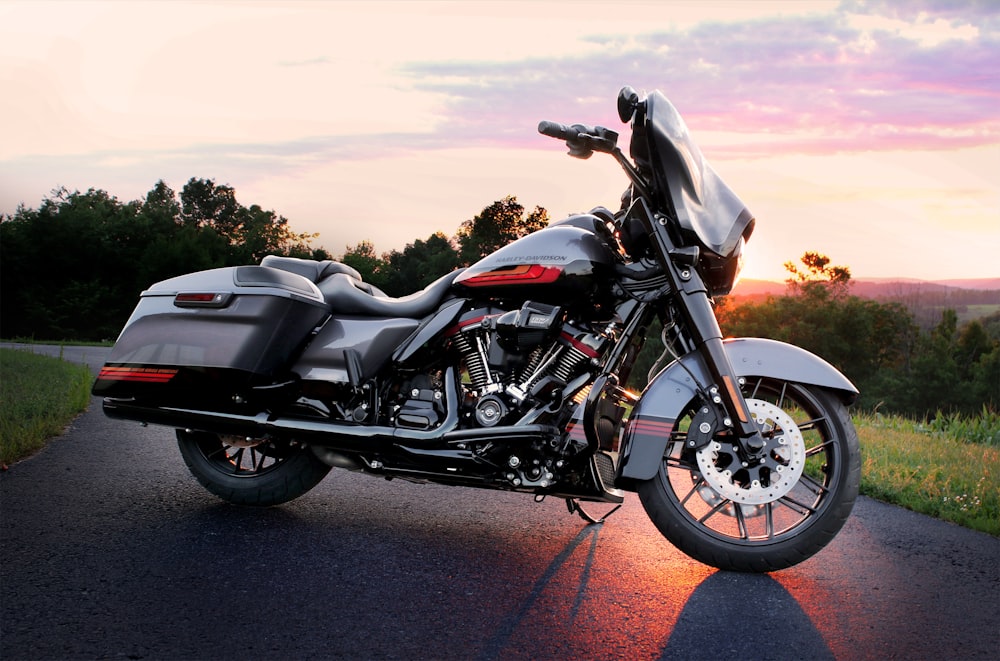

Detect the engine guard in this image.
[615,337,857,488]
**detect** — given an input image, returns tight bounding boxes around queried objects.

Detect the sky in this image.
[2,0,998,281]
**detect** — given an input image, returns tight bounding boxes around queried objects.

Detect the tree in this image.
[382,232,460,296]
[1,179,325,340]
[339,240,390,292]
[0,187,141,339]
[178,178,318,264]
[456,195,548,265]
[784,250,851,298]
[179,177,241,233]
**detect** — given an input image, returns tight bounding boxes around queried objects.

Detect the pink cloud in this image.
[399,2,1000,157]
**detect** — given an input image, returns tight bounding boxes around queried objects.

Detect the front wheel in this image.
[637,379,860,572]
[176,430,332,506]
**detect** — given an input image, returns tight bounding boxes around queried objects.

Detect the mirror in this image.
[617,86,640,123]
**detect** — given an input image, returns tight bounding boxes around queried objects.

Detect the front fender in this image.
[616,337,857,488]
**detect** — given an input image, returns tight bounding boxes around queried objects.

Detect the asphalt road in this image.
[2,344,998,660]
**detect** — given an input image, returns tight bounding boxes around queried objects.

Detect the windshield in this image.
[641,91,754,257]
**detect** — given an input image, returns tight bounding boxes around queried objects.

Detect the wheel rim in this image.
[193,433,298,479]
[662,379,844,544]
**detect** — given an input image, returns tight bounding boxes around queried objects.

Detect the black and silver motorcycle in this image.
[94,87,860,572]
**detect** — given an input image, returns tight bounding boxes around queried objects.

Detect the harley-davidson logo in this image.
[496,255,568,263]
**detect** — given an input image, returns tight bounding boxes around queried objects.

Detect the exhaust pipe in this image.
[101,398,557,450]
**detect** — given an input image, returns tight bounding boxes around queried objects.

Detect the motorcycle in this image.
[93,86,860,572]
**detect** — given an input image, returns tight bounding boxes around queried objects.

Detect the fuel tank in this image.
[452,217,617,306]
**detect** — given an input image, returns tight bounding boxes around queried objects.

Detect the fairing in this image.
[636,91,754,259]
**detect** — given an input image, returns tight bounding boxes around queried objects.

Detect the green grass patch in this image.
[0,348,93,465]
[2,337,113,347]
[855,411,1000,536]
[957,304,1000,324]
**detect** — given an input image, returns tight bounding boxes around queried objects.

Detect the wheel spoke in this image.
[776,381,788,408]
[798,472,829,496]
[665,455,699,472]
[765,502,775,539]
[697,498,731,524]
[679,475,706,507]
[805,439,834,458]
[796,415,826,432]
[231,447,245,470]
[778,493,818,515]
[734,504,750,540]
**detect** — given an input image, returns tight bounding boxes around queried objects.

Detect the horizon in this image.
[2,0,998,281]
[740,275,1000,285]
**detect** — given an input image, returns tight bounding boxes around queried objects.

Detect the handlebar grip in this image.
[538,120,577,140]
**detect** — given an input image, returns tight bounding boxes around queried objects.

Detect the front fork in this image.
[673,268,766,457]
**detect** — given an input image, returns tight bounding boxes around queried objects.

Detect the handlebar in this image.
[538,116,654,203]
[537,120,578,141]
[537,121,618,159]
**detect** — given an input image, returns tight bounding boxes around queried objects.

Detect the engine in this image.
[447,301,612,428]
[379,301,617,491]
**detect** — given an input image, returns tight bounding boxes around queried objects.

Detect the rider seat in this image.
[260,254,463,318]
[318,270,464,318]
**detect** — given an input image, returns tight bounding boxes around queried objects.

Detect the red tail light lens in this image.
[174,292,233,308]
[97,366,178,383]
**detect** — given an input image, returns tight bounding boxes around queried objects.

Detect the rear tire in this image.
[176,430,331,506]
[637,380,860,572]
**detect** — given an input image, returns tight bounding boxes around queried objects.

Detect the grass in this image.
[0,347,93,466]
[855,410,999,536]
[3,336,113,347]
[1,346,997,536]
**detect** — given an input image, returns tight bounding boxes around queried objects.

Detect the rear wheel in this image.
[637,379,859,572]
[176,430,331,506]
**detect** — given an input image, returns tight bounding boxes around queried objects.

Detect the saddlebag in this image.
[92,266,329,404]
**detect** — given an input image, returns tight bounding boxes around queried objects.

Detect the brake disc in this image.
[695,398,806,506]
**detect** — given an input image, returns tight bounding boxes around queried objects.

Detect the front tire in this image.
[637,379,860,572]
[177,430,331,506]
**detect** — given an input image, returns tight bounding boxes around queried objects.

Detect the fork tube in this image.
[675,272,759,441]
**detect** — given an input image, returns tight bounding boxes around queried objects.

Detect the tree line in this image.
[2,182,996,420]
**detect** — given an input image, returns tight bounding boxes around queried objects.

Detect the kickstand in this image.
[566,498,622,525]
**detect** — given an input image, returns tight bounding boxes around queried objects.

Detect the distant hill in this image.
[732,277,1000,298]
[728,277,1000,328]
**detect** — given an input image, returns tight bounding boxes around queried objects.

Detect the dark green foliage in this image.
[338,232,460,297]
[382,232,460,296]
[1,179,320,341]
[455,195,549,265]
[339,240,391,293]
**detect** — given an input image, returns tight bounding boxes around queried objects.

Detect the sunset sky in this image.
[2,0,998,281]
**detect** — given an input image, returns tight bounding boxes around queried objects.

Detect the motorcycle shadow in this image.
[474,517,834,661]
[125,473,835,661]
[658,571,835,661]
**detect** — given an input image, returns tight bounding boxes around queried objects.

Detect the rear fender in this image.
[616,337,857,487]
